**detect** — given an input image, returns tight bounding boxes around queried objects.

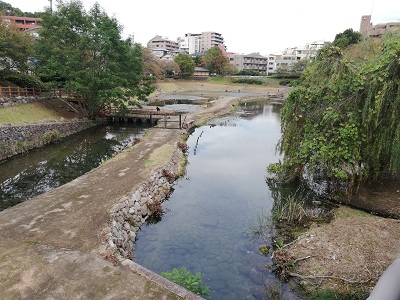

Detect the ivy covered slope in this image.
[269,32,400,195]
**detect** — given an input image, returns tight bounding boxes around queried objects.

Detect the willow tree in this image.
[268,32,400,195]
[35,0,154,118]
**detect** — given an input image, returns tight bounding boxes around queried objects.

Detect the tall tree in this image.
[0,1,24,16]
[35,1,154,118]
[0,20,34,72]
[332,28,362,49]
[174,53,195,77]
[158,59,180,78]
[203,46,228,75]
[142,47,162,78]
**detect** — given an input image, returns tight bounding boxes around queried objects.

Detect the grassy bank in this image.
[0,99,86,125]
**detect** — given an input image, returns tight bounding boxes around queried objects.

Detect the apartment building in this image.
[0,15,41,31]
[177,32,226,54]
[228,52,269,74]
[177,33,201,54]
[359,15,400,38]
[147,35,180,52]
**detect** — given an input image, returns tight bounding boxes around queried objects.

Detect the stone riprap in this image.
[101,142,183,262]
[0,120,98,160]
[0,95,44,108]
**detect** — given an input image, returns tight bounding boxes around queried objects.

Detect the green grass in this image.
[0,103,60,125]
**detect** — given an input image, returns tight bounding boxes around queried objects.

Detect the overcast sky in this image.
[9,0,400,55]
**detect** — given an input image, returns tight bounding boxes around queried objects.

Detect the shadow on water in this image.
[0,123,148,211]
[134,101,303,300]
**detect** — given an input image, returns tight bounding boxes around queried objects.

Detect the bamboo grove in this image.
[268,32,400,195]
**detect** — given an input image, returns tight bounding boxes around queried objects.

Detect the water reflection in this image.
[135,102,301,300]
[0,123,147,211]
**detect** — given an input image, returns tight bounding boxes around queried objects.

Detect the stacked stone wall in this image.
[100,142,184,262]
[0,120,99,160]
[0,96,44,108]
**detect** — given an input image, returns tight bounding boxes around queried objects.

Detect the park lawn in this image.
[0,102,61,125]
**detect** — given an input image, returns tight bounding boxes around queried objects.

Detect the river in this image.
[134,102,300,300]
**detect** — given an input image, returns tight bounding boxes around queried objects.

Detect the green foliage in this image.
[161,267,211,298]
[35,1,154,118]
[41,129,62,144]
[0,1,24,16]
[203,46,229,75]
[0,70,44,88]
[0,19,35,72]
[192,55,203,66]
[232,78,263,85]
[258,245,270,255]
[272,32,400,195]
[174,53,195,77]
[333,28,362,49]
[272,195,310,225]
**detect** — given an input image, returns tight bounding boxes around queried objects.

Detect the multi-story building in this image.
[177,32,226,54]
[177,33,201,54]
[228,52,269,74]
[200,32,225,53]
[360,15,400,38]
[0,15,41,31]
[147,35,180,52]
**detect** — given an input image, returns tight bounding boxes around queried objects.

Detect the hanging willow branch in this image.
[270,32,400,195]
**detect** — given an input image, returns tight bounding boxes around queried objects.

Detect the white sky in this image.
[8,0,400,55]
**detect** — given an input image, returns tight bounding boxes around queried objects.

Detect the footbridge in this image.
[103,107,185,129]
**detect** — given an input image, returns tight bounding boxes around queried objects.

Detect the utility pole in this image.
[49,0,53,14]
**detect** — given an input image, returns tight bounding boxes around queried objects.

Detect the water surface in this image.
[135,102,300,299]
[0,123,148,211]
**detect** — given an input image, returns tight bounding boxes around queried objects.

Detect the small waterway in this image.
[134,102,301,300]
[0,123,148,211]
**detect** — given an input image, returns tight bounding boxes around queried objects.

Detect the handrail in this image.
[0,86,72,98]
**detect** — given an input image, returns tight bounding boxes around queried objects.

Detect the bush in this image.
[232,78,263,85]
[236,70,264,76]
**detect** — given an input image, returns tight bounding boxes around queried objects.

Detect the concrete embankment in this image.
[0,94,249,299]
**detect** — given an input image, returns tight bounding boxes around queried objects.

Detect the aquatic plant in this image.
[161,267,211,298]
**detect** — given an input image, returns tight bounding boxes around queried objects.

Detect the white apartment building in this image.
[177,32,225,54]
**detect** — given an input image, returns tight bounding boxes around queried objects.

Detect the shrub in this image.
[232,78,263,85]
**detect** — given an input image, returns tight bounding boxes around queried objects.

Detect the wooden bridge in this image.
[103,107,185,129]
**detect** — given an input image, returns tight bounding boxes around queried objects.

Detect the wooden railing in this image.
[0,86,71,98]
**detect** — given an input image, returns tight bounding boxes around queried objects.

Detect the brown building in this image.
[0,15,41,31]
[359,15,400,38]
[147,35,179,52]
